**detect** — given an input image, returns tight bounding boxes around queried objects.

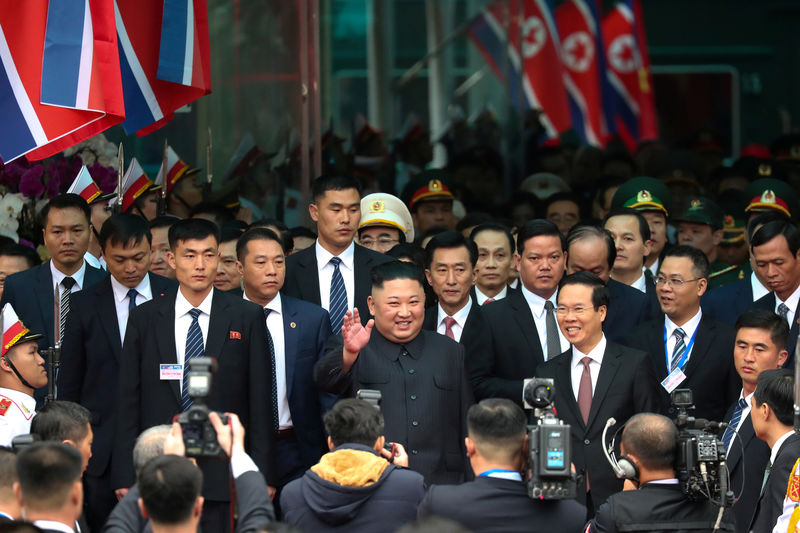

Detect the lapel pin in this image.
[290,322,296,329]
[230,331,241,339]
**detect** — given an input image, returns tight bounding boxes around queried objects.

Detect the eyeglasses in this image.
[360,237,399,247]
[654,276,702,288]
[555,305,591,316]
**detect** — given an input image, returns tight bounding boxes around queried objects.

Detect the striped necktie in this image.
[670,328,687,372]
[59,277,76,341]
[181,308,204,410]
[329,257,348,333]
[722,398,747,452]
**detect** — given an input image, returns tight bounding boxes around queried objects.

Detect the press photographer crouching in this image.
[587,413,735,533]
[418,399,586,533]
[280,398,426,532]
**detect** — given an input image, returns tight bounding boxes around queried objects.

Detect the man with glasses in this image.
[536,272,659,515]
[625,246,738,421]
[357,193,414,254]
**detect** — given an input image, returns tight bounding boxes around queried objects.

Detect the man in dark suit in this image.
[314,261,473,484]
[720,309,788,532]
[469,223,516,304]
[58,214,177,532]
[536,273,660,513]
[422,231,491,394]
[565,224,652,342]
[1,194,106,401]
[418,399,586,533]
[474,220,569,403]
[283,175,391,330]
[0,447,19,521]
[625,246,739,421]
[749,218,800,368]
[112,218,274,533]
[235,227,332,509]
[749,369,800,532]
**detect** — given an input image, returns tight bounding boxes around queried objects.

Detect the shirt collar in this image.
[777,283,800,313]
[572,335,607,367]
[665,308,703,339]
[372,328,425,361]
[751,271,770,301]
[175,287,214,318]
[0,387,35,419]
[244,291,282,315]
[316,240,355,272]
[631,269,647,292]
[645,478,680,485]
[437,298,472,328]
[475,285,506,304]
[84,251,102,270]
[110,273,153,304]
[520,284,557,319]
[50,259,86,289]
[771,429,796,465]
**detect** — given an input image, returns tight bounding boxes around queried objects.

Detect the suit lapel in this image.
[95,279,123,359]
[587,344,621,429]
[509,291,541,354]
[557,350,584,428]
[36,264,55,344]
[727,414,754,473]
[682,316,711,379]
[282,297,298,398]
[353,245,372,314]
[299,246,321,306]
[205,289,230,362]
[650,320,668,378]
[157,294,181,404]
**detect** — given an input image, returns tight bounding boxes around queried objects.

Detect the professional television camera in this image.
[670,389,734,508]
[523,377,576,500]
[176,357,228,458]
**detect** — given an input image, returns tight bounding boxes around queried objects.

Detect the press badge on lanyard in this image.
[160,364,183,380]
[660,326,698,394]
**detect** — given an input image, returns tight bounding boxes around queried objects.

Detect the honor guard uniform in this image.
[0,303,45,447]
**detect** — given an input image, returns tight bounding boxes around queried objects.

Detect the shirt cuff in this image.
[231,449,258,478]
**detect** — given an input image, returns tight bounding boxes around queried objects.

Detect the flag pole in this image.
[115,143,124,215]
[159,139,168,216]
[204,127,213,200]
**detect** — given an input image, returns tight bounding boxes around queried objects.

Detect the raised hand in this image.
[342,308,374,372]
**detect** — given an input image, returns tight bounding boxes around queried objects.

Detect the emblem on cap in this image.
[758,163,772,176]
[689,199,701,210]
[724,215,734,229]
[370,200,385,213]
[761,190,776,204]
[428,179,442,192]
[636,190,652,203]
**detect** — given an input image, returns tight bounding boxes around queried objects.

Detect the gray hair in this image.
[133,425,171,479]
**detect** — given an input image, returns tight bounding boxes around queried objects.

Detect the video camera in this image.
[523,378,576,500]
[176,357,228,458]
[671,389,734,507]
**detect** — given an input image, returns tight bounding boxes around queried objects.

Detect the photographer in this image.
[587,413,735,533]
[418,399,586,533]
[280,398,425,532]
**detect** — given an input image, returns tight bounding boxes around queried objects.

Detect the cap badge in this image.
[724,215,734,229]
[761,190,776,204]
[758,163,772,176]
[689,199,702,210]
[428,179,442,192]
[370,200,385,213]
[636,190,652,203]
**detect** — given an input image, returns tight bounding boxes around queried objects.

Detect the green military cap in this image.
[672,197,724,230]
[717,190,747,245]
[744,178,798,218]
[610,176,672,215]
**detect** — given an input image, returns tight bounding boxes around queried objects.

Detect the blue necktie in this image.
[329,257,348,333]
[127,289,138,311]
[181,308,204,410]
[264,308,279,432]
[722,398,747,452]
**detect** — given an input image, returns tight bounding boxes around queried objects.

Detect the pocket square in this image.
[230,331,241,340]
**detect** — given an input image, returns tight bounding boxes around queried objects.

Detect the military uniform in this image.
[0,387,36,446]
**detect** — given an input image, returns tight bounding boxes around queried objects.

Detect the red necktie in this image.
[483,298,495,305]
[577,357,593,424]
[444,317,457,340]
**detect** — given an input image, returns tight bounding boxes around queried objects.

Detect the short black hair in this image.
[455,213,491,233]
[751,219,800,257]
[251,218,289,232]
[30,401,90,443]
[168,218,220,250]
[661,244,710,280]
[99,213,152,251]
[515,219,565,255]
[746,211,788,240]
[189,202,234,226]
[566,225,616,271]
[735,308,790,352]
[467,399,526,452]
[424,231,478,269]
[545,192,581,212]
[621,413,678,470]
[324,398,384,448]
[469,222,514,254]
[311,175,361,202]
[754,368,794,426]
[289,226,317,240]
[40,193,91,227]
[0,446,16,491]
[149,215,181,231]
[385,243,427,271]
[0,244,41,268]
[16,442,82,511]
[558,272,610,309]
[603,207,651,242]
[371,261,425,291]
[220,223,246,245]
[250,219,294,253]
[139,455,202,525]
[236,227,285,263]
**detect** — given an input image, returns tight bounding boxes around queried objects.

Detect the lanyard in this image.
[663,325,699,371]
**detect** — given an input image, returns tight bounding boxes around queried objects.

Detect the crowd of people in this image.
[0,127,797,533]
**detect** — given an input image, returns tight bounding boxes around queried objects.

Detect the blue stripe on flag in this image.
[118,40,157,134]
[610,90,639,139]
[567,94,589,144]
[157,0,190,85]
[41,0,85,107]
[0,60,38,161]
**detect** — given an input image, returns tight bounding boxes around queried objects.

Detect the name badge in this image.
[160,364,183,380]
[661,367,687,393]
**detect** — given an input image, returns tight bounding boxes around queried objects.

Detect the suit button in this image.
[411,449,418,455]
[408,369,415,374]
[410,395,417,400]
[584,439,590,445]
[412,420,419,427]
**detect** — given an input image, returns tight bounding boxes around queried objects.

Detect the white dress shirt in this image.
[84,251,103,270]
[775,283,800,325]
[520,285,569,358]
[725,390,754,459]
[570,335,607,401]
[631,269,647,293]
[770,429,796,465]
[315,241,355,313]
[664,309,702,369]
[50,259,86,293]
[174,289,213,394]
[110,274,153,343]
[474,285,507,305]
[245,292,292,429]
[436,298,473,343]
[751,271,769,302]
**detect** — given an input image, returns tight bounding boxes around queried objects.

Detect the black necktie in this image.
[59,276,76,341]
[544,300,561,360]
[264,308,279,432]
